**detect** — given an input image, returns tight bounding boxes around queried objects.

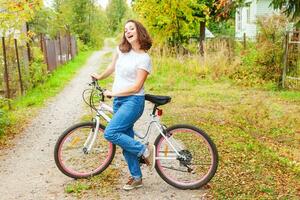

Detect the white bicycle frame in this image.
[84,100,184,160]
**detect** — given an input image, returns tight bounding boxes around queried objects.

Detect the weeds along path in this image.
[0,41,113,200]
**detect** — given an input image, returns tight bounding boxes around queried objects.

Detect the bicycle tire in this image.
[154,124,218,189]
[54,121,116,179]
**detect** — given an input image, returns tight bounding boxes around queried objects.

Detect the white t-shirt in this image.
[112,47,152,96]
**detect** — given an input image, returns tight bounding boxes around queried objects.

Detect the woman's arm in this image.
[104,69,149,97]
[91,52,118,80]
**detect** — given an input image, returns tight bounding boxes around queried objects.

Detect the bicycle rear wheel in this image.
[54,121,115,179]
[154,124,218,189]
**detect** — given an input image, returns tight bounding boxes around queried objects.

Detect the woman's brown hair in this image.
[119,19,152,53]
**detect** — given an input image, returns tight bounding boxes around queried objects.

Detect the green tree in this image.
[106,0,128,34]
[133,0,195,46]
[133,0,239,54]
[71,0,93,44]
[271,0,300,26]
[190,0,242,55]
[0,0,42,37]
[29,8,54,36]
[49,0,108,47]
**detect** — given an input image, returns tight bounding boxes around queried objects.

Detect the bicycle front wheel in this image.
[154,124,218,189]
[54,121,116,179]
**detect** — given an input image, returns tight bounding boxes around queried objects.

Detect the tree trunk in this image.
[199,21,206,56]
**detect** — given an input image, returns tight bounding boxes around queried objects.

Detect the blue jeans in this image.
[104,95,146,180]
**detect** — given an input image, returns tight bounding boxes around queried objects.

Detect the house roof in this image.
[206,28,215,38]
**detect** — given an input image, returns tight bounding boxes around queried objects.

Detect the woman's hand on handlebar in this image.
[103,90,113,99]
[91,73,100,80]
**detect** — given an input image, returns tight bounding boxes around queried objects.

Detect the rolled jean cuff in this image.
[132,175,142,180]
[138,144,146,157]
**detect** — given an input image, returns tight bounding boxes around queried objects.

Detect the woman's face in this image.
[124,22,138,44]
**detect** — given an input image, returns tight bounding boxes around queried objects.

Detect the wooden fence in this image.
[0,34,77,101]
[282,31,300,90]
[41,34,77,71]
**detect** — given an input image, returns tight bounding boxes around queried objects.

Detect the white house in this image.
[235,0,278,39]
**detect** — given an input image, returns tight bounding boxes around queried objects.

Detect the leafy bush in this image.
[208,19,235,37]
[228,15,289,87]
[0,109,9,137]
[256,15,289,84]
[77,39,89,52]
[88,33,104,49]
[0,96,10,109]
[23,47,48,89]
[229,43,266,86]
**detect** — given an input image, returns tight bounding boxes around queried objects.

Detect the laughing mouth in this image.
[127,35,133,39]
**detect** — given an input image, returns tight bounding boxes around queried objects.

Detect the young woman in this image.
[91,19,155,191]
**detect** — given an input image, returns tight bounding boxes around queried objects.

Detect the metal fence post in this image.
[53,38,58,69]
[68,32,73,60]
[58,33,63,64]
[243,33,246,49]
[41,35,49,71]
[2,37,11,109]
[282,32,289,89]
[75,36,78,56]
[14,39,24,95]
[25,22,31,63]
[40,34,43,53]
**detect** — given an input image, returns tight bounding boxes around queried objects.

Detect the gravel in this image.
[0,45,111,200]
[0,41,208,200]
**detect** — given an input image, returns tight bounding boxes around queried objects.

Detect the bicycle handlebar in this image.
[88,78,113,101]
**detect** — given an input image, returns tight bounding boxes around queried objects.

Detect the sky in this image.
[98,0,109,8]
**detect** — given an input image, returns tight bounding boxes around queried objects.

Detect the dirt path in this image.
[0,40,208,200]
[0,42,113,200]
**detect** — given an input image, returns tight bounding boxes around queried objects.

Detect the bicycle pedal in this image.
[139,157,146,165]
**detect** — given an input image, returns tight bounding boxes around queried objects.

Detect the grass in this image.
[146,54,300,199]
[55,44,299,199]
[64,168,120,199]
[14,50,93,108]
[0,50,93,145]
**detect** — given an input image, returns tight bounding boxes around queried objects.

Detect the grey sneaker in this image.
[143,145,156,171]
[123,177,143,191]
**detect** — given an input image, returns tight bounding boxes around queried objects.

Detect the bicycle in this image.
[54,80,218,190]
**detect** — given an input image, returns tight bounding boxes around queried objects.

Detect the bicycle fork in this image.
[83,117,101,154]
[82,105,112,154]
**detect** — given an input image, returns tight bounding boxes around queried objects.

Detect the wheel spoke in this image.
[55,122,115,178]
[155,125,218,189]
[190,162,212,166]
[160,165,190,173]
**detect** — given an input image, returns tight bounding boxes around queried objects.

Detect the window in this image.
[237,8,242,31]
[247,8,251,24]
